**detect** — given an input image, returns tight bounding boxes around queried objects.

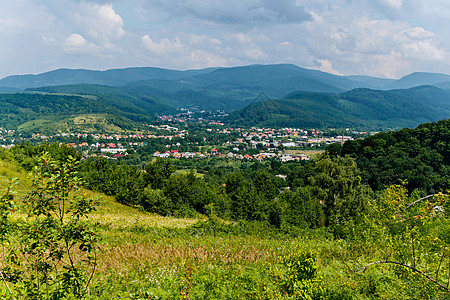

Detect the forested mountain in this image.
[227,86,450,130]
[27,84,173,115]
[2,64,450,131]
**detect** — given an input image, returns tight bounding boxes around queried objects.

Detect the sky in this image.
[1,0,450,79]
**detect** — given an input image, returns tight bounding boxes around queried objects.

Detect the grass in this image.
[284,149,324,159]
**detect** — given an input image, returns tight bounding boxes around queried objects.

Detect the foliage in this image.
[270,249,326,299]
[338,118,450,193]
[349,182,450,297]
[0,153,100,298]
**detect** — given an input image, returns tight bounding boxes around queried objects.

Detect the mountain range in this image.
[1,64,450,132]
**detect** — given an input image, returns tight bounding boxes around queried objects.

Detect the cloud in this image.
[2,0,450,80]
[316,59,343,75]
[140,34,229,68]
[65,33,87,47]
[63,33,102,55]
[73,3,125,47]
[142,35,187,56]
[144,0,311,26]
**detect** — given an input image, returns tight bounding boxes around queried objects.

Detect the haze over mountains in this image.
[1,64,450,131]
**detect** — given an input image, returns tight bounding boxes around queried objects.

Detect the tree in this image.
[2,152,100,299]
[144,158,174,190]
[309,155,370,232]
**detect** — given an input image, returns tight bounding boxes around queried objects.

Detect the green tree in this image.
[309,155,370,232]
[144,158,174,190]
[3,153,100,299]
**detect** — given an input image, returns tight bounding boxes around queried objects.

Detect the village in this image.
[0,121,371,163]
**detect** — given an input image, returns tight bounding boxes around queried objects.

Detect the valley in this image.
[0,64,450,298]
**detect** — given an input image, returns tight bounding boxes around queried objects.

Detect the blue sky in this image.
[1,0,449,79]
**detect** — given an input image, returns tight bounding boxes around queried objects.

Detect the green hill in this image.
[0,92,150,132]
[227,86,450,129]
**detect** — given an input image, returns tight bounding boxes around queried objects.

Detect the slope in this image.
[27,84,174,115]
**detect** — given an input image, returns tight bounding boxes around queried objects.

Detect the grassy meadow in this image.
[0,156,447,299]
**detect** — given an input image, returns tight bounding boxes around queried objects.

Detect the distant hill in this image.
[0,86,21,92]
[0,67,219,90]
[3,64,450,131]
[384,72,450,90]
[227,86,450,130]
[3,64,450,95]
[121,64,371,111]
[344,75,395,89]
[3,64,450,111]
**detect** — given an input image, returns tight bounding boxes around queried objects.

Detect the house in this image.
[282,142,296,148]
[280,155,295,162]
[100,148,127,154]
[299,154,310,161]
[182,152,195,158]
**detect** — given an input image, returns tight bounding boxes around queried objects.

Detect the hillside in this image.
[27,84,173,115]
[0,92,150,132]
[227,86,450,129]
[2,64,450,131]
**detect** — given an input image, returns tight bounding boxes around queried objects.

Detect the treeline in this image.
[78,155,369,235]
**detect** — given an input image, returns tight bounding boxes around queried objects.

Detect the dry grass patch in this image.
[87,191,197,229]
[97,242,277,274]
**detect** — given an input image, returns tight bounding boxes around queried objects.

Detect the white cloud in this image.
[381,0,402,9]
[74,3,125,47]
[144,0,311,26]
[64,33,87,47]
[316,59,343,75]
[141,35,187,56]
[403,27,435,39]
[2,0,450,79]
[373,51,409,79]
[0,18,23,28]
[140,34,229,68]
